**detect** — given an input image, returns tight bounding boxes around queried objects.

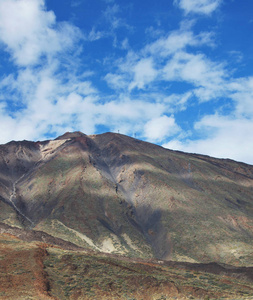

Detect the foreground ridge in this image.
[0,232,253,299]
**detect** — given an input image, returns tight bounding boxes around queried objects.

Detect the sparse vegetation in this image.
[0,233,253,299]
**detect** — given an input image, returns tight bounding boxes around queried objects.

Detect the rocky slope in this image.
[1,233,253,300]
[0,131,253,266]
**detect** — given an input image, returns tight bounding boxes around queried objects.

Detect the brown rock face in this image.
[0,131,253,266]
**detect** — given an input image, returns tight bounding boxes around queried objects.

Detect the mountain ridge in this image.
[3,131,252,167]
[0,131,253,267]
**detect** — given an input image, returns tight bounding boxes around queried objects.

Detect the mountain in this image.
[0,131,253,268]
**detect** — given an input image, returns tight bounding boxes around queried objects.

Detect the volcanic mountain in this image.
[0,131,253,267]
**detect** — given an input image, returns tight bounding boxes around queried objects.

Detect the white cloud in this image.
[163,51,225,101]
[105,27,217,98]
[144,115,181,143]
[174,0,222,15]
[129,58,157,90]
[145,30,214,57]
[228,77,253,117]
[0,0,99,142]
[0,52,172,143]
[103,3,131,32]
[88,27,105,41]
[161,73,253,165]
[121,38,129,50]
[104,4,119,21]
[71,0,83,7]
[0,0,81,66]
[164,92,193,112]
[163,114,253,165]
[104,73,128,90]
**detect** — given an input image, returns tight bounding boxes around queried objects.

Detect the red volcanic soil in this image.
[0,234,55,299]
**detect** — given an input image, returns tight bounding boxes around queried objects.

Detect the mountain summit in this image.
[0,132,253,266]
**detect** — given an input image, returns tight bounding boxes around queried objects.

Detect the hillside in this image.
[1,233,253,299]
[0,132,253,267]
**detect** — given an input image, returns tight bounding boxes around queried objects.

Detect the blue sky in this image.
[0,0,253,164]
